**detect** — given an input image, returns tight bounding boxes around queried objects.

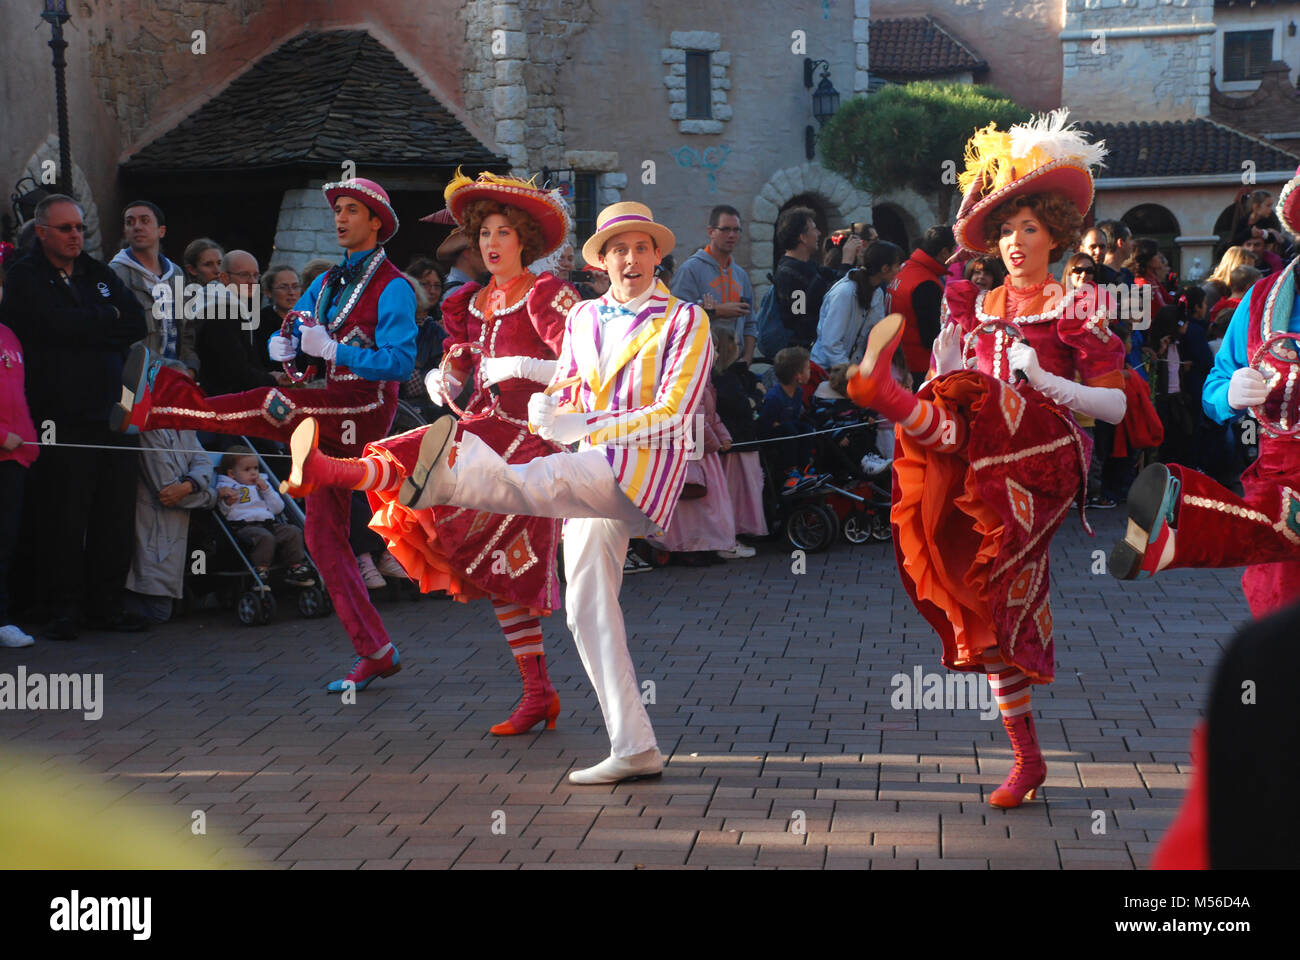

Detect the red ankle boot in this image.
[281,418,366,496]
[846,313,918,423]
[490,653,561,736]
[989,712,1047,808]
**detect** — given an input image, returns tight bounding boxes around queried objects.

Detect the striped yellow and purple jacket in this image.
[548,281,713,531]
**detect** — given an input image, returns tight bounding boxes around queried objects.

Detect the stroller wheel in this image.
[297,585,325,618]
[258,592,276,625]
[785,503,838,553]
[870,511,892,542]
[237,591,261,627]
[842,511,873,545]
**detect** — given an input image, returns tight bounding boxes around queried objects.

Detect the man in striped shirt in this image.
[402,202,713,784]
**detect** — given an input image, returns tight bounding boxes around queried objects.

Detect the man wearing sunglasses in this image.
[0,193,147,640]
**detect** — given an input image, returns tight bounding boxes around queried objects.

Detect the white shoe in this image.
[376,551,407,579]
[0,624,35,648]
[623,548,652,574]
[716,541,756,559]
[399,415,458,509]
[568,748,664,785]
[860,453,893,475]
[357,553,387,589]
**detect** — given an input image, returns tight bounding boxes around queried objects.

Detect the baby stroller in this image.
[760,399,893,553]
[185,437,331,626]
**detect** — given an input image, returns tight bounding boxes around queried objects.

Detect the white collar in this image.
[603,282,658,317]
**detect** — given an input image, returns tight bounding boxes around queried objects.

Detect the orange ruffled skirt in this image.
[891,372,1092,683]
[362,421,561,618]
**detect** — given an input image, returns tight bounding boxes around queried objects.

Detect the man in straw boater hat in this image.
[351,200,711,783]
[1111,162,1300,617]
[107,177,418,691]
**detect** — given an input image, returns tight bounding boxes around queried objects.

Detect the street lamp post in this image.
[803,58,841,161]
[41,0,73,195]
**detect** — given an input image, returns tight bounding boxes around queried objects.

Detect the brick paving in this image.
[0,510,1246,869]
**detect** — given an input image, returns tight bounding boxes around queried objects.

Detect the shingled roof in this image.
[124,30,503,172]
[869,16,987,80]
[1077,118,1299,179]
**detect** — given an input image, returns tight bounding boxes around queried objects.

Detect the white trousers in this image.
[449,433,658,758]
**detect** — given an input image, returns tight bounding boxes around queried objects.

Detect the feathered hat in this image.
[952,109,1107,255]
[1277,164,1300,240]
[442,169,571,258]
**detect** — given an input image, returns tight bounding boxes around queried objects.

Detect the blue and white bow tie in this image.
[596,302,635,323]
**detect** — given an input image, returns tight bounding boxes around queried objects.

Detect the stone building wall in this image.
[1061,0,1215,122]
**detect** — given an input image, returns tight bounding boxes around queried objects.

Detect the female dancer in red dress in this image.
[847,112,1127,807]
[283,172,581,733]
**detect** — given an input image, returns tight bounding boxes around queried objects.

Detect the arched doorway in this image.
[1122,203,1181,276]
[872,204,909,251]
[748,163,874,292]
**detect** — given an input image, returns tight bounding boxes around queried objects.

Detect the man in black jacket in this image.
[0,194,148,639]
[772,206,845,352]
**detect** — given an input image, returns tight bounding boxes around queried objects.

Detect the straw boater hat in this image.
[952,109,1107,256]
[1277,164,1300,240]
[322,178,400,244]
[581,201,676,265]
[442,169,571,258]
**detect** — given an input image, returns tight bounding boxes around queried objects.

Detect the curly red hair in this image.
[982,193,1084,264]
[461,199,547,268]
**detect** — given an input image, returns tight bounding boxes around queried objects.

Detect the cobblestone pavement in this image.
[0,509,1248,869]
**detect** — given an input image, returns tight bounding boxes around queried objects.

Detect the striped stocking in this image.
[492,599,544,657]
[899,399,968,453]
[987,666,1032,719]
[349,455,398,492]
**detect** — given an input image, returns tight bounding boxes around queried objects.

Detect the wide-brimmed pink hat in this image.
[322,178,399,244]
[1278,165,1300,240]
[952,109,1107,256]
[443,170,571,258]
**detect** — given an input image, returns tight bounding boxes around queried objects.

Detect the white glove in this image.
[1009,342,1127,423]
[1227,366,1270,411]
[268,334,298,362]
[299,323,338,361]
[932,323,963,375]
[1007,341,1043,384]
[528,390,559,433]
[540,412,593,445]
[479,355,558,388]
[424,368,463,404]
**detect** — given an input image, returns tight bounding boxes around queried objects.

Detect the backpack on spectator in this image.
[755,273,786,359]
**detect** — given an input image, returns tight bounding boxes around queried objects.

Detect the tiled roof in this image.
[869,16,987,79]
[124,30,503,172]
[1077,119,1299,179]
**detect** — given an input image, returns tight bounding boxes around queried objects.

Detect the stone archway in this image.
[21,135,104,260]
[748,163,873,295]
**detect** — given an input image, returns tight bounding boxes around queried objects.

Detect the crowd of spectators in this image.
[2,184,1294,640]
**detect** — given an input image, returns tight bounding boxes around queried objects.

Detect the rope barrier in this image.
[18,440,291,458]
[16,415,888,457]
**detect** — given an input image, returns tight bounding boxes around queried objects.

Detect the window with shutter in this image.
[685,51,712,119]
[1224,29,1273,82]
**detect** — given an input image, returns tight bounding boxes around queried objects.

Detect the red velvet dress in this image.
[892,279,1125,682]
[365,271,580,615]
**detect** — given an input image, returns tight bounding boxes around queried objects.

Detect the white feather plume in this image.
[1008,108,1107,169]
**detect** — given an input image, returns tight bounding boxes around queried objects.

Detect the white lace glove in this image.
[268,334,298,362]
[479,355,558,388]
[1227,366,1270,411]
[424,368,463,405]
[1008,341,1126,423]
[299,323,338,362]
[932,322,963,375]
